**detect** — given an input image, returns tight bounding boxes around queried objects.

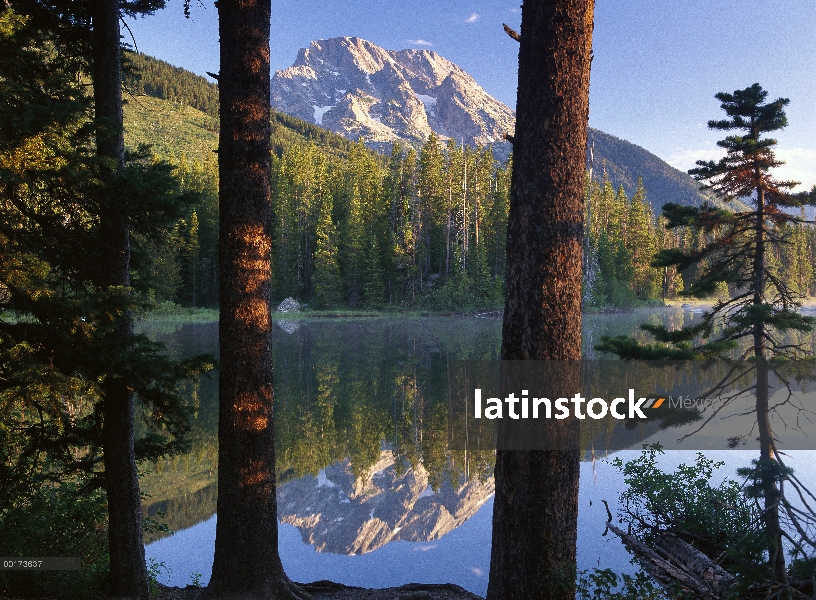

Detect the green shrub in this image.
[0,482,109,598]
[612,444,766,586]
[576,568,667,600]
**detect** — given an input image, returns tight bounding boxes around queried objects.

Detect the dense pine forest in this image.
[113,53,816,311]
[5,5,816,598]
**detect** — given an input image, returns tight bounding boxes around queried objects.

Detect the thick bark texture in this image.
[92,1,149,598]
[488,1,594,599]
[488,438,582,600]
[500,1,592,362]
[205,2,306,599]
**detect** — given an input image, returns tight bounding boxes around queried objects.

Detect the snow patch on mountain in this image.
[271,36,514,155]
[312,105,334,125]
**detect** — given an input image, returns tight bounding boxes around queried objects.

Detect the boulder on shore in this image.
[276,297,301,313]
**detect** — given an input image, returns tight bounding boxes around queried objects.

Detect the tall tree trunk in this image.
[756,362,789,592]
[92,1,150,597]
[487,1,593,599]
[753,186,790,596]
[205,2,308,598]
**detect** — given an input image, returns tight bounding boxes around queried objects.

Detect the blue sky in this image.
[125,0,816,190]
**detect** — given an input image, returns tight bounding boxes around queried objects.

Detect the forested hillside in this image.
[122,53,386,308]
[125,51,364,159]
[120,54,816,310]
[587,128,718,211]
[125,51,219,117]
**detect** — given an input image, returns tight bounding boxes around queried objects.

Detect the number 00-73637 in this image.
[2,558,47,571]
[1,557,80,570]
[2,560,44,569]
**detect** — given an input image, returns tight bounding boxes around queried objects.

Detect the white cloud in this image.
[773,147,816,192]
[665,145,719,173]
[509,7,521,13]
[406,38,433,47]
[666,145,816,193]
[465,12,480,23]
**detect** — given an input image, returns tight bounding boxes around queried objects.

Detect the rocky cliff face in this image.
[271,37,515,154]
[277,450,494,555]
[271,36,711,208]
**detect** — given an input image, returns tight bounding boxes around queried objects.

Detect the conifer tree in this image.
[398,147,421,303]
[417,133,445,282]
[777,210,814,297]
[311,196,342,308]
[1,8,208,598]
[488,1,594,598]
[383,144,418,304]
[187,210,200,306]
[598,85,815,597]
[627,178,658,299]
[45,1,192,595]
[381,144,403,303]
[362,239,385,307]
[271,153,300,299]
[342,185,366,307]
[89,1,152,594]
[174,158,219,306]
[205,0,308,597]
[486,159,511,283]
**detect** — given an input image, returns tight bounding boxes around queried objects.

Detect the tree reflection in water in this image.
[140,316,503,546]
[138,311,816,589]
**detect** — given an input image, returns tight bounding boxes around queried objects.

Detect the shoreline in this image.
[152,581,484,600]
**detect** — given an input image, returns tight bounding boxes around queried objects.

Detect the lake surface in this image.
[138,308,816,595]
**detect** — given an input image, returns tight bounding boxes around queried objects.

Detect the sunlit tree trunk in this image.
[487,1,593,599]
[92,0,150,597]
[205,1,309,598]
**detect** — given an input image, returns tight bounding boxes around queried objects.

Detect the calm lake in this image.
[138,308,816,596]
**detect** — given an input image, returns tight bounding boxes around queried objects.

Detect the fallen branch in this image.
[607,523,735,598]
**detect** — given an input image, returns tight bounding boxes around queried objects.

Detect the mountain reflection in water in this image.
[278,449,494,555]
[140,316,506,549]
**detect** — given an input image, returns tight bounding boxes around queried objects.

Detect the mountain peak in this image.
[271,36,515,152]
[295,37,395,75]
